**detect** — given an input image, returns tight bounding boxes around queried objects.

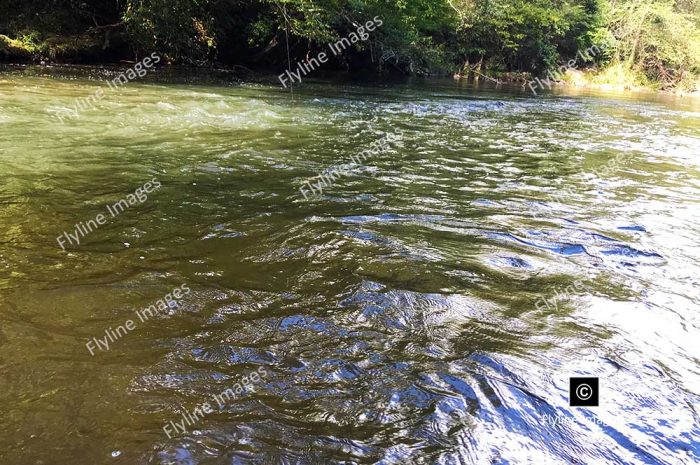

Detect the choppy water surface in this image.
[1,66,699,465]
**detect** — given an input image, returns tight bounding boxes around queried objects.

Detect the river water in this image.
[0,66,698,465]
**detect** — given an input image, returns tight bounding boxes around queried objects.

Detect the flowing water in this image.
[1,66,699,465]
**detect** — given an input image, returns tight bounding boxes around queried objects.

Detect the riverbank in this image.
[0,34,108,63]
[3,29,698,99]
[3,31,698,98]
[2,55,699,99]
[454,66,700,98]
[560,66,700,97]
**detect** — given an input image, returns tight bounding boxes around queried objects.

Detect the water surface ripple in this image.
[0,69,699,465]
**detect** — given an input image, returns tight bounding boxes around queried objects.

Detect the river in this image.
[0,65,699,465]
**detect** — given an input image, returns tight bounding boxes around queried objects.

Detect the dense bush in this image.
[123,0,217,63]
[606,0,700,89]
[1,0,698,89]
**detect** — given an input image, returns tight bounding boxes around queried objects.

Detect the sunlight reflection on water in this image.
[0,67,699,465]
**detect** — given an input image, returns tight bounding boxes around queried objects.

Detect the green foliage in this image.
[263,0,337,43]
[0,34,36,59]
[606,0,700,89]
[0,0,698,90]
[123,0,217,63]
[448,0,605,73]
[242,0,457,73]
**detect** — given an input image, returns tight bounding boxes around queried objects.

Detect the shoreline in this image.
[453,69,700,98]
[2,61,699,99]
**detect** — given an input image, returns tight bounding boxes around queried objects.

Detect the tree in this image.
[123,0,216,63]
[606,0,700,89]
